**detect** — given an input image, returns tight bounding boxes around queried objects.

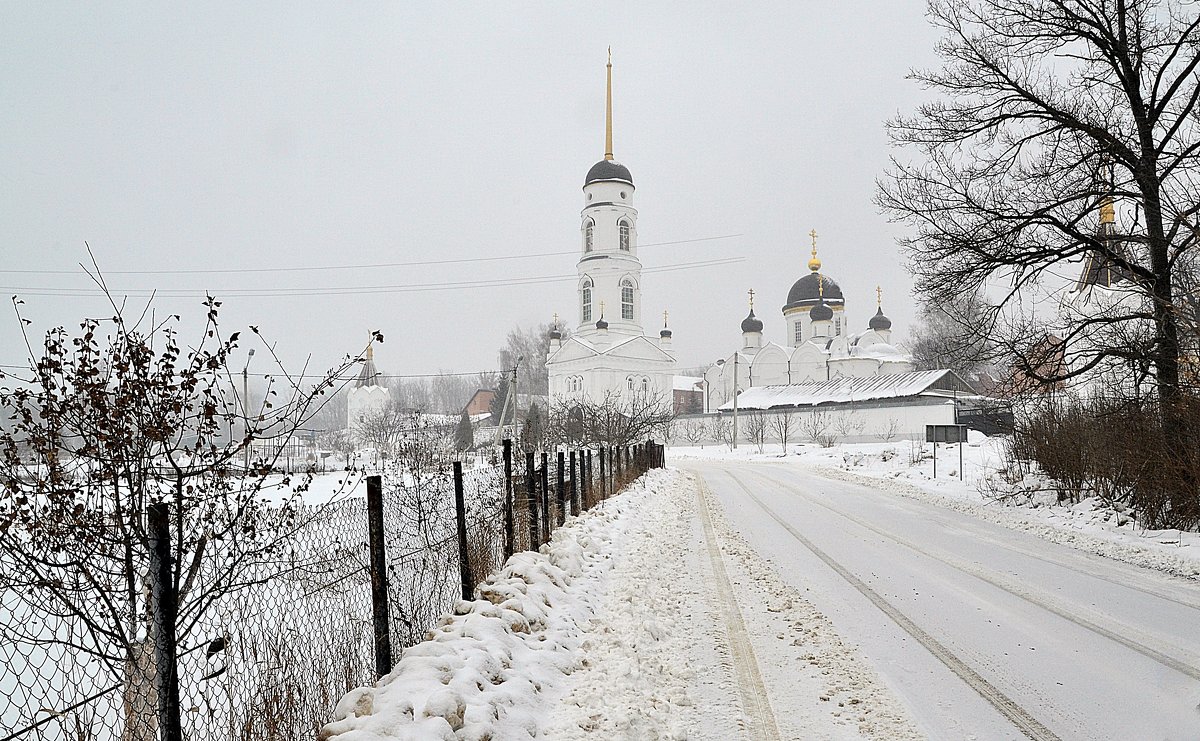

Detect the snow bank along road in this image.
[321,468,921,740]
[682,459,1200,741]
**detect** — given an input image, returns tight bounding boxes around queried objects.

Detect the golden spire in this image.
[748,288,755,310]
[818,275,825,299]
[1100,196,1115,224]
[808,229,821,272]
[366,333,374,360]
[599,300,606,315]
[876,285,882,307]
[552,312,559,326]
[662,309,669,327]
[604,47,614,161]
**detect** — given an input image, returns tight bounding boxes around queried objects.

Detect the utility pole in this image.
[242,348,254,470]
[732,353,739,449]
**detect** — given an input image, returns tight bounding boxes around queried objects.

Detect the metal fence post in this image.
[147,503,182,741]
[502,439,514,561]
[525,451,538,550]
[569,450,580,516]
[365,475,392,678]
[598,447,606,502]
[452,462,473,602]
[556,451,566,527]
[540,453,550,543]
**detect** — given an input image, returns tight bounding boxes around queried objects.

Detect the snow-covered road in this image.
[684,459,1200,741]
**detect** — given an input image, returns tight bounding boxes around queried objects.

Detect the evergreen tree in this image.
[455,409,474,452]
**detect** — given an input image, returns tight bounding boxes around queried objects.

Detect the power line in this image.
[0,256,745,298]
[0,234,743,276]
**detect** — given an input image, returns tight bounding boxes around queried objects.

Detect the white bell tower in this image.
[577,48,643,338]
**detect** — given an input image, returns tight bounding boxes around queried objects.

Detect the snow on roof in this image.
[673,375,702,392]
[717,370,975,411]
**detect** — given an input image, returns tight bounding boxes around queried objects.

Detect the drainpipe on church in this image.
[732,353,739,449]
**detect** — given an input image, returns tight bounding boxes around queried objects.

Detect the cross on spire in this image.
[747,288,755,310]
[810,229,819,253]
[876,285,882,307]
[662,309,669,327]
[552,312,559,326]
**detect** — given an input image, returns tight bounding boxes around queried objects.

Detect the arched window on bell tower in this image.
[584,219,595,253]
[619,219,631,251]
[621,278,635,320]
[582,278,593,322]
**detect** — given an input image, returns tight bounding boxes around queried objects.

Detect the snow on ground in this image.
[321,468,922,740]
[671,438,1200,581]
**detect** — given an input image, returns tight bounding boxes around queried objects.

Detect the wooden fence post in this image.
[540,452,550,543]
[556,451,566,527]
[525,451,538,550]
[147,503,182,741]
[365,475,392,678]
[502,439,514,561]
[569,450,580,516]
[452,462,473,602]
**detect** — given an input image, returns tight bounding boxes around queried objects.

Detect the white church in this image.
[702,234,913,412]
[546,54,676,407]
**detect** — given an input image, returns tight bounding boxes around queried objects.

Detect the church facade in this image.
[546,54,676,408]
[703,235,912,412]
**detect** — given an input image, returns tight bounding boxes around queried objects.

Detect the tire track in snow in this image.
[793,462,1200,611]
[695,480,785,741]
[748,467,1200,682]
[725,472,1061,741]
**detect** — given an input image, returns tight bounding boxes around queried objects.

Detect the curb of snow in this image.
[804,463,1200,582]
[317,471,663,741]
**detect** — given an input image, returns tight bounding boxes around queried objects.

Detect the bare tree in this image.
[497,323,568,397]
[680,417,708,448]
[878,1,1200,500]
[833,410,865,442]
[799,408,836,447]
[744,410,768,453]
[769,409,795,454]
[909,289,995,377]
[710,414,734,450]
[548,390,675,448]
[353,399,411,458]
[0,292,365,738]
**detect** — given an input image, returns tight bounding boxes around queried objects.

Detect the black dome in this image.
[595,316,609,330]
[549,327,562,340]
[585,159,634,186]
[660,328,672,338]
[809,302,834,322]
[869,307,892,331]
[784,272,844,312]
[740,309,764,333]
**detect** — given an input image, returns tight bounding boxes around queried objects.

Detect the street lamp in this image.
[242,348,254,470]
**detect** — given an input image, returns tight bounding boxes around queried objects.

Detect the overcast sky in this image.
[1,2,943,381]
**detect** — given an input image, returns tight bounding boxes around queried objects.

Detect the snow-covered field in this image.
[671,437,1200,580]
[320,469,921,740]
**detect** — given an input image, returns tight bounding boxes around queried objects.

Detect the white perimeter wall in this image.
[671,398,958,446]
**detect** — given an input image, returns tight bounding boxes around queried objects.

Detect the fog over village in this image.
[3,3,1200,741]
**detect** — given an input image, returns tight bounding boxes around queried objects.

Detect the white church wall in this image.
[672,398,958,446]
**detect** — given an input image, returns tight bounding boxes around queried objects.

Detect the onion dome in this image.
[869,306,892,331]
[660,327,672,338]
[595,316,609,330]
[785,273,845,311]
[809,301,834,323]
[740,309,764,333]
[549,326,562,340]
[585,160,634,186]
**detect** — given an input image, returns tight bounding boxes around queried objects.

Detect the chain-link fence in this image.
[1,440,664,740]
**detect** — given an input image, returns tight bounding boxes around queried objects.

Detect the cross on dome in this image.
[808,229,822,272]
[748,288,755,309]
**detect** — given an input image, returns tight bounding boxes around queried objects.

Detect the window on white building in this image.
[619,220,631,251]
[641,376,650,395]
[584,220,594,252]
[794,321,803,344]
[621,279,634,320]
[835,316,842,336]
[582,279,593,322]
